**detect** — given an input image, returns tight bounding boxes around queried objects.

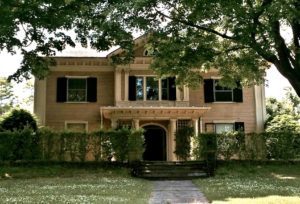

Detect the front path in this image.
[149,180,209,204]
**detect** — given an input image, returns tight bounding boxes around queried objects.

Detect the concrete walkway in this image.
[149,180,209,204]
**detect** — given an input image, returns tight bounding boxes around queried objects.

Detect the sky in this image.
[0,45,294,112]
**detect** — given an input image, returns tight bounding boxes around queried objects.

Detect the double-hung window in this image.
[204,79,243,103]
[67,78,87,102]
[57,77,97,103]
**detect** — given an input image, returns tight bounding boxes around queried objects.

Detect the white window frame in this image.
[213,80,234,102]
[66,77,88,102]
[135,75,170,101]
[65,121,88,132]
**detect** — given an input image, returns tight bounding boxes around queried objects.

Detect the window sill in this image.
[64,101,90,104]
[212,101,236,104]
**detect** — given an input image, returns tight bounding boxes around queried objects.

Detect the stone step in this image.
[132,161,210,179]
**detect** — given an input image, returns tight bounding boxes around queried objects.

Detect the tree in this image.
[265,88,300,131]
[0,77,14,115]
[1,1,300,95]
[0,109,37,131]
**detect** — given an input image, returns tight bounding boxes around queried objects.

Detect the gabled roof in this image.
[107,34,148,57]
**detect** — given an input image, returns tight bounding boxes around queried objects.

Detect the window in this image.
[204,79,243,103]
[57,77,97,103]
[136,77,144,100]
[66,122,88,132]
[146,77,158,100]
[215,124,234,134]
[177,120,191,130]
[68,78,86,102]
[205,122,245,133]
[129,76,176,101]
[214,81,233,102]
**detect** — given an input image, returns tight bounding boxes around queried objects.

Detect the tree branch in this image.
[154,9,235,40]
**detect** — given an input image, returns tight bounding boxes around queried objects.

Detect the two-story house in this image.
[34,36,266,161]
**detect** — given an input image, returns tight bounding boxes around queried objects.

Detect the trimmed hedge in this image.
[193,132,300,161]
[0,128,145,162]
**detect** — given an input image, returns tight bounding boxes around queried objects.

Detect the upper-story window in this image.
[204,79,243,103]
[68,78,87,102]
[57,77,97,103]
[129,76,176,101]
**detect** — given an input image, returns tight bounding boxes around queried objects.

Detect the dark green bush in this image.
[128,128,145,162]
[264,132,300,160]
[109,128,130,162]
[0,109,37,131]
[193,133,217,160]
[217,132,245,160]
[175,126,194,160]
[0,128,41,161]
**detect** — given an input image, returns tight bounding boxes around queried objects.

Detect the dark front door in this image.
[143,125,167,161]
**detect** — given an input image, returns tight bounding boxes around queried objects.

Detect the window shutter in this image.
[56,77,67,102]
[235,122,245,132]
[87,77,97,102]
[128,76,136,101]
[168,77,176,101]
[233,82,243,102]
[204,79,214,103]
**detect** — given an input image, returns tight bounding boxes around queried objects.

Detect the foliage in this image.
[216,132,245,160]
[2,1,300,96]
[0,109,37,131]
[108,128,130,162]
[264,132,300,160]
[0,128,40,161]
[266,114,300,132]
[0,77,14,115]
[266,88,300,131]
[128,128,145,162]
[193,132,300,161]
[193,133,217,160]
[174,126,194,160]
[90,130,112,162]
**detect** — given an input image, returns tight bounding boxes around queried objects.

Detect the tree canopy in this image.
[1,0,299,95]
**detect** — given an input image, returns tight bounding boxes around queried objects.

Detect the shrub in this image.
[217,131,245,160]
[0,128,41,161]
[128,128,145,162]
[0,109,37,131]
[109,128,130,162]
[264,132,300,160]
[175,126,194,160]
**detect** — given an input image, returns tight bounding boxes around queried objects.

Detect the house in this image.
[34,36,266,161]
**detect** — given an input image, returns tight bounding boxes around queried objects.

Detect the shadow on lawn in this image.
[193,162,300,203]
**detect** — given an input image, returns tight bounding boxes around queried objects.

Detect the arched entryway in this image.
[142,125,167,161]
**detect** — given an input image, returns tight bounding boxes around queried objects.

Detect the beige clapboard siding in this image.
[189,84,257,133]
[45,71,114,131]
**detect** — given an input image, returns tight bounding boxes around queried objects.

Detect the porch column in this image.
[133,119,140,129]
[169,119,177,161]
[183,86,189,101]
[192,118,199,136]
[176,87,181,101]
[111,118,118,129]
[124,69,129,101]
[114,69,122,104]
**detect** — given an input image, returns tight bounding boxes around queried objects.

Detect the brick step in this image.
[132,161,210,179]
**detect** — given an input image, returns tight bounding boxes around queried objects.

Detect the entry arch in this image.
[141,123,168,161]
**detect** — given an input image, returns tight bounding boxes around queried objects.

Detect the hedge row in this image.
[193,132,300,161]
[0,128,144,162]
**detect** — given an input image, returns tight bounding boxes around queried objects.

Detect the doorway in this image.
[143,125,167,161]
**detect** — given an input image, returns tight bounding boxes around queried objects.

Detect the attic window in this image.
[143,49,154,56]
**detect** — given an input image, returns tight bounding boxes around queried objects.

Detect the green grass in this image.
[194,163,300,204]
[0,165,152,204]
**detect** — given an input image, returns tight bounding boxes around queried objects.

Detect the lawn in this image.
[0,164,152,204]
[194,162,300,204]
